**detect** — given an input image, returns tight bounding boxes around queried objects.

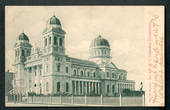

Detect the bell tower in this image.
[13,32,32,94]
[42,15,66,55]
[41,15,66,94]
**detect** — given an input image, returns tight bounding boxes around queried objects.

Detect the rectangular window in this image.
[87,72,90,77]
[66,67,69,73]
[107,72,110,77]
[45,38,47,46]
[54,37,57,45]
[107,85,110,94]
[66,83,69,92]
[57,64,60,72]
[112,73,114,78]
[112,85,115,94]
[49,37,51,45]
[22,49,25,56]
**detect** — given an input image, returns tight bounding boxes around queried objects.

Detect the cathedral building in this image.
[13,15,135,96]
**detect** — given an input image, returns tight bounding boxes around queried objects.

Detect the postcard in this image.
[5,6,164,106]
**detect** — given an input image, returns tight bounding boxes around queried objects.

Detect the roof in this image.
[18,32,29,41]
[67,57,99,67]
[43,27,66,34]
[48,15,61,25]
[90,35,110,48]
[105,62,118,69]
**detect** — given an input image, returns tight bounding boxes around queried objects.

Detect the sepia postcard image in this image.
[5,6,164,107]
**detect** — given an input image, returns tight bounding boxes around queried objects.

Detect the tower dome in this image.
[47,15,61,25]
[89,35,111,64]
[18,32,29,41]
[90,35,110,48]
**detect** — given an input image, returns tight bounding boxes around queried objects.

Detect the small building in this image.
[5,70,14,96]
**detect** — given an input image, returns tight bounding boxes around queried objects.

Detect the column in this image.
[84,81,86,95]
[90,82,92,95]
[72,81,74,95]
[78,81,80,95]
[98,83,101,95]
[95,82,98,95]
[76,81,78,95]
[74,80,76,95]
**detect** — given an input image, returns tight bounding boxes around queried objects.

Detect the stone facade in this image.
[13,15,135,96]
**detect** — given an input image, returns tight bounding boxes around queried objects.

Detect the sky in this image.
[5,6,145,90]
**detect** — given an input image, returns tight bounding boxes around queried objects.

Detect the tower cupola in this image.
[42,15,66,55]
[18,32,29,41]
[14,32,32,63]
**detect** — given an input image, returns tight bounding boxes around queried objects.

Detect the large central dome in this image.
[89,35,111,61]
[90,35,110,48]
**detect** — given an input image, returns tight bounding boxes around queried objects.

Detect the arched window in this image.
[73,70,77,75]
[66,67,69,73]
[45,38,47,46]
[59,38,62,46]
[46,82,49,92]
[80,71,83,76]
[112,73,114,78]
[124,76,126,80]
[57,64,60,72]
[87,72,90,77]
[22,49,25,56]
[107,72,110,77]
[93,72,96,77]
[49,36,51,45]
[54,36,57,45]
[66,82,69,92]
[57,82,60,92]
[25,50,27,56]
[112,85,115,94]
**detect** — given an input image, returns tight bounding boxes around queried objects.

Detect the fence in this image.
[24,94,145,106]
